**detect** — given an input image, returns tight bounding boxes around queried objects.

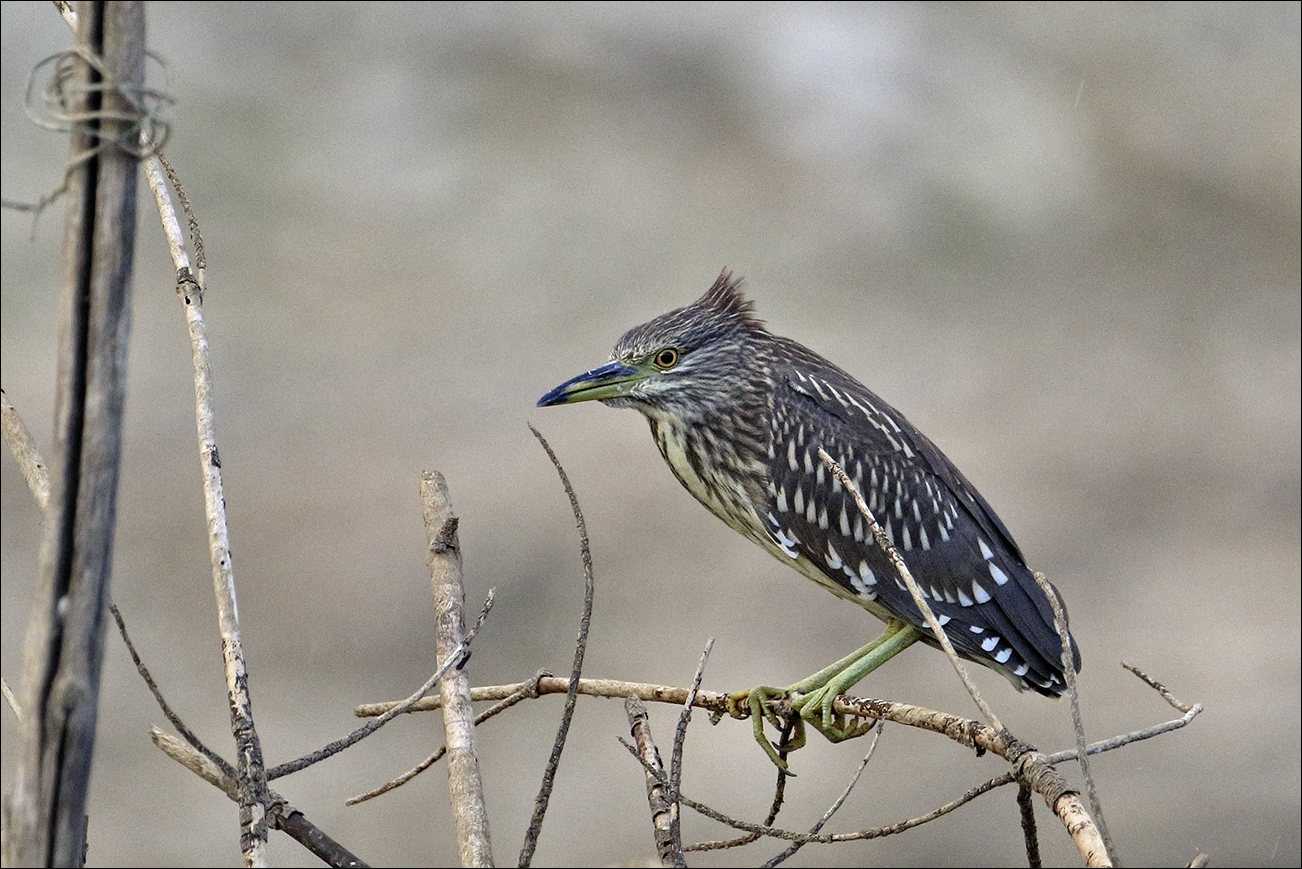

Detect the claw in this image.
[728,686,805,770]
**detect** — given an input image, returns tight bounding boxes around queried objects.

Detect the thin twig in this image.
[109,602,236,778]
[762,720,884,867]
[268,590,494,780]
[685,718,796,852]
[1121,661,1194,713]
[666,640,714,865]
[620,735,975,846]
[1035,570,1114,864]
[519,426,596,868]
[177,261,270,863]
[1018,782,1042,868]
[151,731,369,868]
[1,388,52,516]
[818,449,1003,732]
[346,667,541,806]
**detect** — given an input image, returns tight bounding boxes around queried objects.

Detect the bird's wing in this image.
[760,362,1079,692]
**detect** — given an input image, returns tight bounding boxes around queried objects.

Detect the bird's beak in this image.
[537,360,648,406]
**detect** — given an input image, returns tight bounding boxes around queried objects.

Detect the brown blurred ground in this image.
[2,3,1298,866]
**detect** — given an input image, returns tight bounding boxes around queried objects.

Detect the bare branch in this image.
[1035,569,1114,863]
[762,720,884,867]
[346,667,537,807]
[1122,661,1195,713]
[1,678,20,719]
[665,640,713,865]
[624,697,679,867]
[6,5,142,864]
[109,602,235,779]
[1018,782,1042,869]
[150,731,369,868]
[519,427,596,867]
[422,471,493,868]
[176,248,269,867]
[268,598,491,781]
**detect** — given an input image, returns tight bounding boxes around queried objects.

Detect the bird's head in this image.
[537,271,770,423]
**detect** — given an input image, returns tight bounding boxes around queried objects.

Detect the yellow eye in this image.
[653,347,680,369]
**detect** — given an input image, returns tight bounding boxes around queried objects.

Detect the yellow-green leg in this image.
[728,619,921,768]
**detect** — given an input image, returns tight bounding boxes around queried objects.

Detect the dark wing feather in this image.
[760,349,1080,693]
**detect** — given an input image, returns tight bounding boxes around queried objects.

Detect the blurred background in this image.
[3,2,1298,866]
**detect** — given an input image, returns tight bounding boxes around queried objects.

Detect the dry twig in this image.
[423,472,493,867]
[519,426,597,867]
[624,698,680,867]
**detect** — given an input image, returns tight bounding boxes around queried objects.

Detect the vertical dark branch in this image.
[1018,782,1042,868]
[3,2,142,865]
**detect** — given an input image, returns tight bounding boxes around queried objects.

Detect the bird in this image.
[537,271,1080,766]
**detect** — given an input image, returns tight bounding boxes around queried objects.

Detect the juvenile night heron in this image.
[538,272,1080,765]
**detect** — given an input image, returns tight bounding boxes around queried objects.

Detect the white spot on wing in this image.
[989,563,1009,586]
[981,636,1000,652]
[957,588,974,607]
[978,538,994,560]
[972,582,991,604]
[857,561,876,586]
[995,648,1013,664]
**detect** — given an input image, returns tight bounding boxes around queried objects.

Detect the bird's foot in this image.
[789,684,877,744]
[727,686,806,770]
